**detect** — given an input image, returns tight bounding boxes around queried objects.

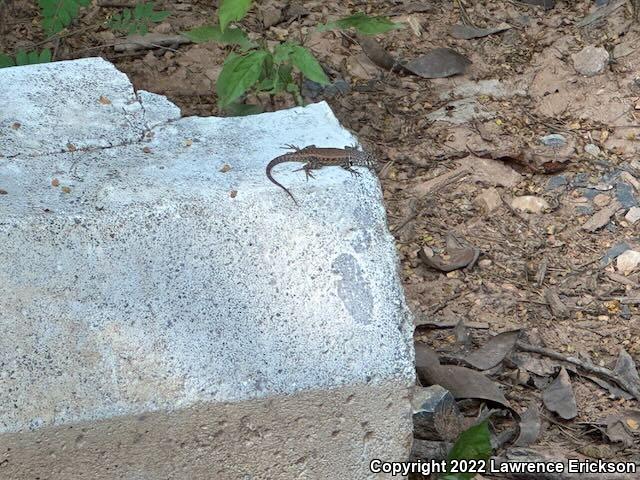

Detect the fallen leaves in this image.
[418,233,480,272]
[542,367,577,420]
[416,344,511,409]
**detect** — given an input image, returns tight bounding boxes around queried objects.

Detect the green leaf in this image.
[218,0,252,31]
[182,25,255,49]
[108,2,169,35]
[38,0,91,35]
[150,10,170,22]
[0,53,15,68]
[133,2,144,18]
[27,51,39,64]
[224,101,263,116]
[440,421,492,480]
[15,51,29,66]
[318,12,402,35]
[39,48,52,63]
[216,50,268,106]
[273,42,295,63]
[289,45,329,85]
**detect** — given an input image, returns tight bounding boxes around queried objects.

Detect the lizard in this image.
[265,144,377,205]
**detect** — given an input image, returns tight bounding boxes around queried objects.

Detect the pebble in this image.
[474,188,502,213]
[601,242,631,265]
[593,193,611,207]
[584,143,601,157]
[617,250,640,275]
[615,181,638,208]
[540,134,567,147]
[546,175,568,190]
[571,172,590,187]
[511,195,549,213]
[478,259,492,268]
[625,206,640,224]
[619,171,640,191]
[572,46,609,77]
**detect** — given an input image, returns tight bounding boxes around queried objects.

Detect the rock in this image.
[546,175,567,190]
[412,385,462,441]
[0,59,414,479]
[474,187,502,213]
[153,22,172,34]
[625,206,640,224]
[426,98,494,125]
[571,46,609,77]
[464,157,522,188]
[540,134,566,147]
[479,259,492,268]
[593,193,611,207]
[571,172,590,187]
[619,171,640,191]
[581,201,621,231]
[617,250,640,275]
[584,143,601,157]
[511,195,550,213]
[259,5,283,28]
[601,242,631,265]
[615,181,638,208]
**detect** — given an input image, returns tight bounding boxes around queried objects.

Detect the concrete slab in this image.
[0,58,415,479]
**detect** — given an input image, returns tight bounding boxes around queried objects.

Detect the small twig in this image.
[516,341,640,400]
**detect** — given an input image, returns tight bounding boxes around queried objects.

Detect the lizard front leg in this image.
[341,164,362,177]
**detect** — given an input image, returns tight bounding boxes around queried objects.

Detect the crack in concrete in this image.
[1,92,179,161]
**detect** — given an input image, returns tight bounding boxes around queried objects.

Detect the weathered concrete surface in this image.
[0,58,414,478]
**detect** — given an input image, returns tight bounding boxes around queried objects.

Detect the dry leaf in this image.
[415,344,511,408]
[514,402,541,447]
[450,23,511,40]
[404,48,471,78]
[463,330,521,370]
[542,367,577,420]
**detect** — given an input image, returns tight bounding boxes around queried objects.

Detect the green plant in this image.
[0,49,52,69]
[318,12,403,35]
[107,1,170,35]
[38,0,91,36]
[440,420,493,480]
[183,1,401,111]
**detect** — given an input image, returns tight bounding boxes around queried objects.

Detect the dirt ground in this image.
[3,0,640,475]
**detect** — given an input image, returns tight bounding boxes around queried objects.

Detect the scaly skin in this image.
[265,145,376,204]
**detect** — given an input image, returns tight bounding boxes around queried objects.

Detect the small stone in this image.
[584,143,601,157]
[572,172,590,187]
[540,134,567,147]
[593,193,611,207]
[617,250,640,275]
[153,22,172,34]
[474,187,502,213]
[478,259,492,268]
[572,46,609,77]
[625,206,640,224]
[619,171,640,191]
[511,195,550,213]
[601,242,631,265]
[615,181,638,208]
[576,205,594,215]
[546,175,567,190]
[260,6,283,28]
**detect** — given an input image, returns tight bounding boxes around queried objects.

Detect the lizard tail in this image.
[266,167,299,206]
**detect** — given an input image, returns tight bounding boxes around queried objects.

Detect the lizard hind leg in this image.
[293,162,317,181]
[281,144,317,151]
